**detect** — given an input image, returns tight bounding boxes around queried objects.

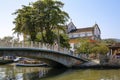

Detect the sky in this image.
[0,0,120,39]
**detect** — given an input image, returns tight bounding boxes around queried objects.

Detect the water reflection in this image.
[23,68,67,80]
[1,65,120,80]
[0,65,67,80]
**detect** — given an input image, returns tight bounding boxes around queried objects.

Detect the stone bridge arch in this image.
[0,48,86,68]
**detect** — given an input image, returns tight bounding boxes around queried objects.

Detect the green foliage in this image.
[13,0,69,47]
[76,38,109,55]
[75,38,94,54]
[45,30,57,44]
[60,34,70,48]
[91,42,109,54]
[0,36,19,43]
[2,36,13,42]
[102,39,117,45]
[13,5,37,41]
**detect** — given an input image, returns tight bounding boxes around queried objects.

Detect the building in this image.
[67,22,101,51]
[109,43,120,56]
[107,43,120,65]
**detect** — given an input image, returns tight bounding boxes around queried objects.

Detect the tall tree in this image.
[32,0,69,44]
[13,0,69,46]
[13,5,37,41]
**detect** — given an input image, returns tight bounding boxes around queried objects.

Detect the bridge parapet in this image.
[0,41,88,64]
[0,41,69,54]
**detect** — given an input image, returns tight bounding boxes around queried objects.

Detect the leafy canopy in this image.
[12,0,70,48]
[75,38,109,54]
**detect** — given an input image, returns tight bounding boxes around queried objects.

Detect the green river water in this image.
[0,65,120,80]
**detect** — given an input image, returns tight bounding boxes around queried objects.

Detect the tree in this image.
[75,38,95,54]
[91,42,109,64]
[75,38,110,64]
[75,38,109,58]
[32,0,69,44]
[2,36,13,42]
[102,39,117,46]
[60,34,70,48]
[13,5,37,41]
[91,42,109,55]
[13,0,69,47]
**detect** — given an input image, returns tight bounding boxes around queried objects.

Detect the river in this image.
[0,65,120,80]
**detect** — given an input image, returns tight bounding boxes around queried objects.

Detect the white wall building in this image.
[67,22,101,51]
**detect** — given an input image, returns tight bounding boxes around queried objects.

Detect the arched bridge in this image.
[0,41,89,68]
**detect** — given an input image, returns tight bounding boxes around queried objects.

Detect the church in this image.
[67,22,101,51]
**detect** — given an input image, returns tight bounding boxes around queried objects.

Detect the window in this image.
[87,32,92,36]
[69,34,73,38]
[73,33,79,38]
[80,32,85,37]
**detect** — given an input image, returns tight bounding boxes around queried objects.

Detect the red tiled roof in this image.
[89,39,96,43]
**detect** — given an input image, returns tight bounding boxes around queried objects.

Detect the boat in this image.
[16,63,47,67]
[15,59,48,67]
[13,57,21,62]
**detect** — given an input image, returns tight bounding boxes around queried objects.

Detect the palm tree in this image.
[13,5,37,41]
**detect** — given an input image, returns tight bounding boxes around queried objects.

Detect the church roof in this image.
[69,27,94,33]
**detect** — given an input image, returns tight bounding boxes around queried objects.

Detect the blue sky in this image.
[0,0,120,39]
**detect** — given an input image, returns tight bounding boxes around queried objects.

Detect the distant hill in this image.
[102,38,120,43]
[114,39,120,42]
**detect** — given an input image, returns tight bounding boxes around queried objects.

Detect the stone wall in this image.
[108,55,120,66]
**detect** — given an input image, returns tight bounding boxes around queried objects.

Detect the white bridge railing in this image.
[0,41,89,62]
[0,41,69,54]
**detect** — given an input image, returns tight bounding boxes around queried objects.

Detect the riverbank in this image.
[72,59,120,69]
[73,64,120,69]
